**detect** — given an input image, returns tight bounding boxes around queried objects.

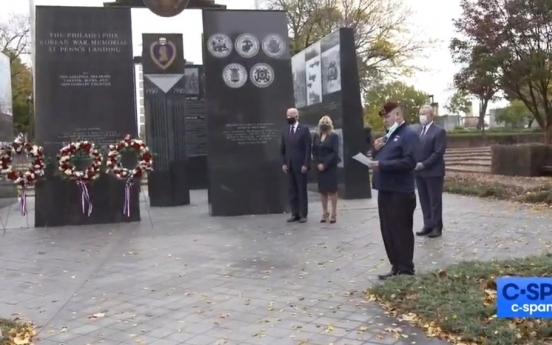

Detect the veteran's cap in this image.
[379,100,400,117]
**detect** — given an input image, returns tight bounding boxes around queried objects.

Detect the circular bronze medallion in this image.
[143,0,190,17]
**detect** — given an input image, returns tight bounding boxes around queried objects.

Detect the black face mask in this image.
[319,124,330,132]
[286,117,297,124]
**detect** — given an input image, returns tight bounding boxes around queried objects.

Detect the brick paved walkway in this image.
[0,190,550,345]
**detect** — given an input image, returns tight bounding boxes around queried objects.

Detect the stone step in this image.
[450,160,491,167]
[445,156,490,162]
[446,165,491,174]
[444,153,491,159]
[447,146,491,151]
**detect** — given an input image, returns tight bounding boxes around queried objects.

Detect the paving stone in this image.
[2,190,551,345]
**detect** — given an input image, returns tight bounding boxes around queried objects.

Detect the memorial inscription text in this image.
[223,123,279,145]
[39,32,128,53]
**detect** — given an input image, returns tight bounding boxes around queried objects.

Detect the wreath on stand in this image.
[0,134,45,215]
[106,135,153,217]
[57,141,103,216]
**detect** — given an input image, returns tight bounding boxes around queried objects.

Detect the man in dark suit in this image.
[367,100,419,280]
[415,105,447,238]
[281,108,312,223]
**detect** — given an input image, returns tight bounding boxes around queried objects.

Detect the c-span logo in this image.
[222,63,247,88]
[207,34,232,58]
[250,63,274,88]
[235,33,259,58]
[497,277,552,318]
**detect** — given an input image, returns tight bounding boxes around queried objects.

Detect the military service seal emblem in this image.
[262,34,285,58]
[250,63,274,88]
[235,33,259,58]
[222,63,247,88]
[207,34,233,58]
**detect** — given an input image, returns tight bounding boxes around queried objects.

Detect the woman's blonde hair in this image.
[318,115,334,136]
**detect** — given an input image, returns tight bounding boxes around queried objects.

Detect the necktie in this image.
[290,125,295,134]
[421,126,426,137]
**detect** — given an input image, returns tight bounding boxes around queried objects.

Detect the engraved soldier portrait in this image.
[143,0,190,17]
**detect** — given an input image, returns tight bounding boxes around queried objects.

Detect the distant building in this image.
[0,52,13,142]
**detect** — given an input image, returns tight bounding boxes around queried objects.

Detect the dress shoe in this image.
[377,271,397,280]
[287,216,300,223]
[397,270,415,276]
[416,228,432,236]
[427,228,442,238]
[298,217,307,223]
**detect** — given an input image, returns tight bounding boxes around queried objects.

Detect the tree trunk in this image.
[545,126,552,145]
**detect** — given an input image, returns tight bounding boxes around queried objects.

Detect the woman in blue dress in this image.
[312,115,340,223]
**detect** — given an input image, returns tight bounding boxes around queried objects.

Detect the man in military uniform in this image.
[368,100,419,280]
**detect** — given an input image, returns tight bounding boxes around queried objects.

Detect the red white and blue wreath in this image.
[106,135,152,217]
[57,141,103,216]
[0,134,45,215]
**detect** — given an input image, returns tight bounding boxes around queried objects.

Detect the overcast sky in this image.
[1,0,505,113]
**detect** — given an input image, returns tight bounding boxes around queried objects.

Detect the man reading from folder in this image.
[368,100,419,280]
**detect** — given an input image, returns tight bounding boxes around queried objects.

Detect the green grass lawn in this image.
[368,254,552,345]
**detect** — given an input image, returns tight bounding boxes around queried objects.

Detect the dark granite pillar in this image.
[291,28,371,199]
[202,10,292,216]
[34,6,140,227]
[142,33,190,207]
[183,65,208,190]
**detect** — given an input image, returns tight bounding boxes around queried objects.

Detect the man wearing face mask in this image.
[414,105,447,238]
[368,100,419,280]
[280,108,312,223]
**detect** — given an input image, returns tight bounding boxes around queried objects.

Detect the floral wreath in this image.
[106,135,153,182]
[57,141,103,182]
[0,134,45,216]
[0,134,45,187]
[57,141,104,216]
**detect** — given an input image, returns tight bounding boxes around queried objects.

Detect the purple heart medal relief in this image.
[497,277,552,318]
[106,135,153,217]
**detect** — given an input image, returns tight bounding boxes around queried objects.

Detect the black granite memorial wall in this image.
[291,28,371,199]
[34,6,140,227]
[202,10,292,216]
[143,33,190,206]
[184,65,208,190]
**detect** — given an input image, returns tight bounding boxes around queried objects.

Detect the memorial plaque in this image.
[202,10,291,216]
[34,6,140,227]
[291,28,371,199]
[143,33,189,206]
[184,65,207,189]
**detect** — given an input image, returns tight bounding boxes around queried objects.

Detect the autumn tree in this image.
[0,14,30,77]
[453,0,552,142]
[449,38,500,130]
[364,81,428,130]
[262,0,432,89]
[446,89,471,115]
[495,100,530,128]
